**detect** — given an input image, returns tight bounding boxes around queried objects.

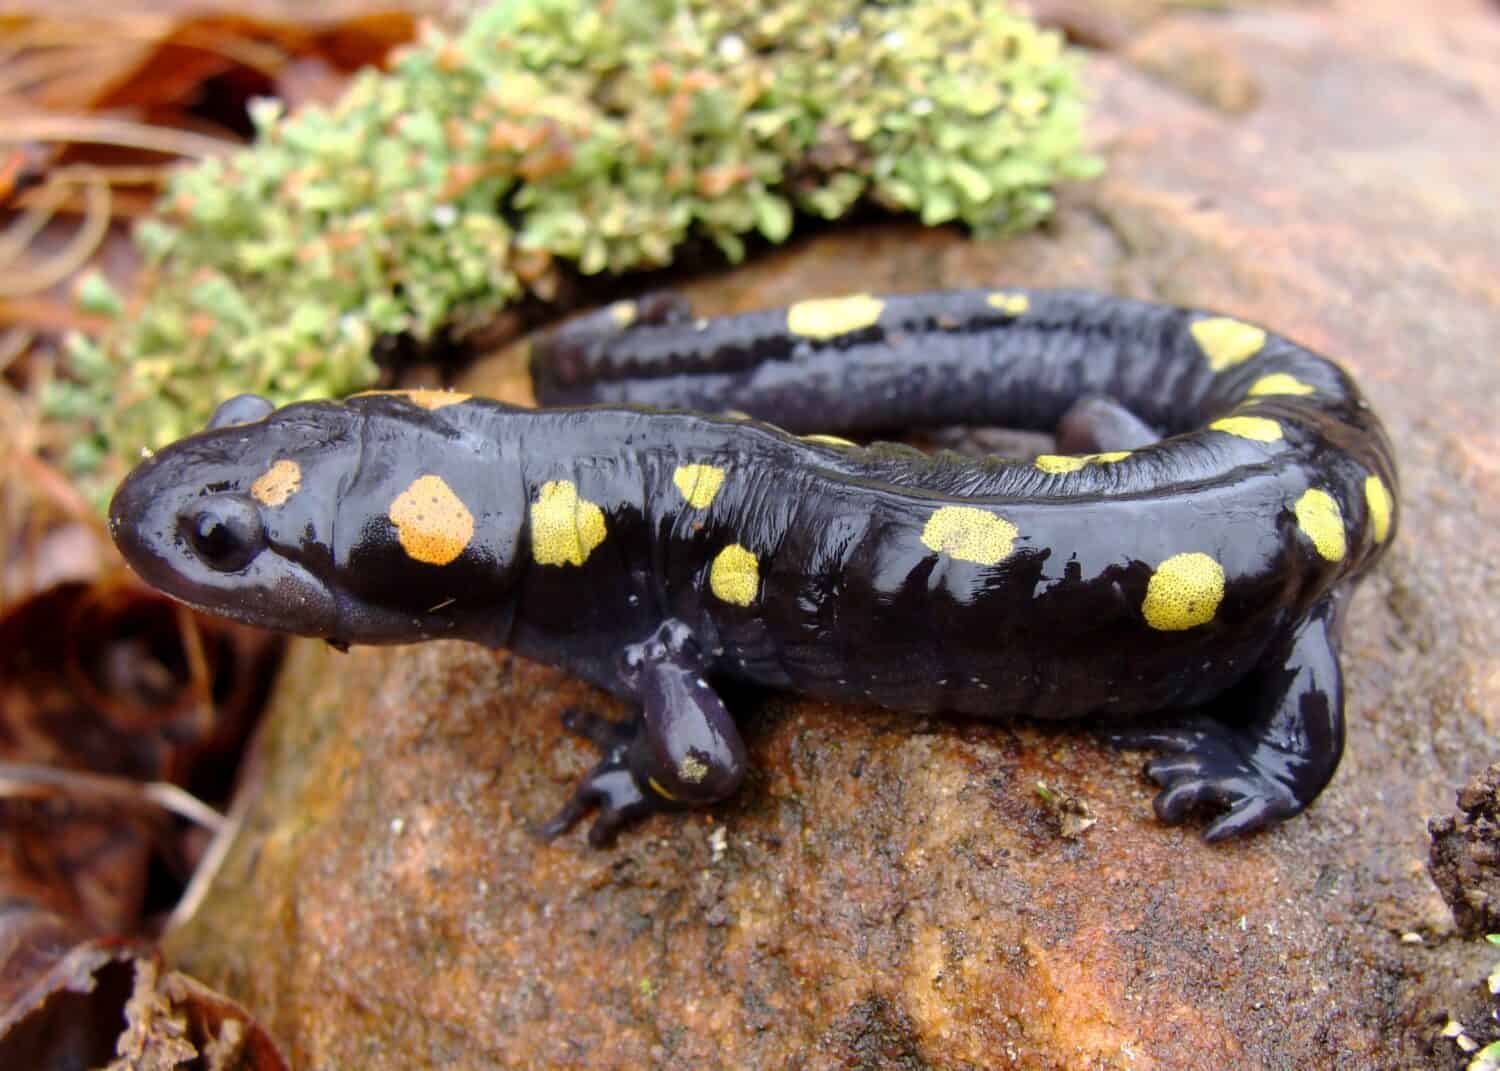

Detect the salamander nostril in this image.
[180,493,265,572]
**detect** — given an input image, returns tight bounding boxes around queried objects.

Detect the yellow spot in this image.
[608,300,636,327]
[389,475,475,566]
[1210,416,1283,443]
[921,506,1018,566]
[986,291,1030,316]
[1191,317,1266,371]
[530,480,607,567]
[355,388,471,410]
[786,294,885,340]
[710,544,760,606]
[1142,552,1225,631]
[801,434,855,448]
[672,464,727,509]
[1247,373,1314,398]
[1295,488,1346,562]
[1364,475,1393,544]
[1034,451,1130,474]
[250,459,301,507]
[679,755,708,783]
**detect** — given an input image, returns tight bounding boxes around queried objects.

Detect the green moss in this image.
[57,0,1100,502]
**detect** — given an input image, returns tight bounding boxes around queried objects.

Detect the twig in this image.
[0,174,110,297]
[0,761,225,831]
[0,115,236,159]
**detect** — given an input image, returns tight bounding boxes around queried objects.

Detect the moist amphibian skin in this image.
[109,288,1398,845]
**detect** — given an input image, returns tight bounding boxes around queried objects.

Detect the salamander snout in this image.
[107,421,344,638]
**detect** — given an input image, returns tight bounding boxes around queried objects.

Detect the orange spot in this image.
[251,460,301,507]
[389,475,474,565]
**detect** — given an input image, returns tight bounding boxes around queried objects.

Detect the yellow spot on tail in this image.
[673,464,727,509]
[389,475,475,565]
[355,388,471,410]
[1364,475,1393,543]
[1142,552,1225,631]
[1209,415,1283,442]
[608,300,636,327]
[1247,373,1314,397]
[802,434,856,448]
[986,291,1030,316]
[250,459,301,507]
[1295,488,1346,562]
[530,480,607,566]
[1034,451,1130,474]
[1191,317,1266,371]
[710,544,760,606]
[921,506,1018,566]
[786,294,884,339]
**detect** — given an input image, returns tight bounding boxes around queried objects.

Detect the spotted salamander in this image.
[108,288,1397,845]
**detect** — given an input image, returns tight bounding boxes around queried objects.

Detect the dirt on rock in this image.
[1431,765,1500,940]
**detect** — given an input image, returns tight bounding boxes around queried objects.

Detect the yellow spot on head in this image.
[801,434,855,448]
[1191,317,1266,371]
[530,480,607,566]
[710,544,760,606]
[1364,475,1393,544]
[1209,415,1283,443]
[608,300,636,327]
[1142,552,1225,631]
[672,464,727,510]
[1034,451,1130,474]
[786,294,885,340]
[250,459,301,507]
[921,506,1018,566]
[355,389,471,410]
[1247,373,1314,398]
[986,291,1030,316]
[389,475,475,566]
[1295,488,1346,562]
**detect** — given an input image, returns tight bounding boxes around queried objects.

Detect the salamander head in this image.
[108,395,357,637]
[111,392,529,646]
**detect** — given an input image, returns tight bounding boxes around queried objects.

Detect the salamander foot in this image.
[1109,721,1301,842]
[539,709,664,847]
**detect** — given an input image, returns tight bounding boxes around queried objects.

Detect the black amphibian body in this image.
[109,289,1398,845]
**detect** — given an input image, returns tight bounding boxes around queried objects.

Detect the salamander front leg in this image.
[1111,591,1347,841]
[540,620,747,847]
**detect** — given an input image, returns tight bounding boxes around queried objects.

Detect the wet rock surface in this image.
[163,2,1500,1067]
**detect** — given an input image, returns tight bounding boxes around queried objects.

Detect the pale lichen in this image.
[54,0,1100,501]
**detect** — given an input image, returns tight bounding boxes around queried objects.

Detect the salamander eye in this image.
[180,494,265,572]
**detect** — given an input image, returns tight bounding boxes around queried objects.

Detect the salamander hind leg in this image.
[1054,394,1161,453]
[540,619,747,846]
[1110,591,1348,842]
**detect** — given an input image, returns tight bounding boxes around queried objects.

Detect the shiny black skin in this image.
[109,288,1397,845]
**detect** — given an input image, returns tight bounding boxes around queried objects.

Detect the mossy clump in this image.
[56,0,1100,500]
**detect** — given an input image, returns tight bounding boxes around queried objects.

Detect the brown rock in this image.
[1124,17,1262,115]
[162,2,1500,1067]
